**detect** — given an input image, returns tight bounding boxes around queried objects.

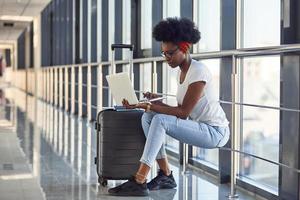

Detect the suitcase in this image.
[94,44,145,186]
[95,109,145,186]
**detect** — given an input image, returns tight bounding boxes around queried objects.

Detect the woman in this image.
[108,17,230,196]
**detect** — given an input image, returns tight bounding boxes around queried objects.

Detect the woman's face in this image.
[161,42,186,68]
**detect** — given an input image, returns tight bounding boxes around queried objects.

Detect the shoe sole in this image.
[109,191,149,196]
[149,183,177,190]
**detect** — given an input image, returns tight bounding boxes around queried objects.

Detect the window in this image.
[162,62,180,153]
[162,0,180,154]
[141,0,152,49]
[140,63,152,99]
[193,0,220,53]
[122,0,131,72]
[239,56,280,193]
[108,0,115,58]
[241,0,280,48]
[163,0,180,19]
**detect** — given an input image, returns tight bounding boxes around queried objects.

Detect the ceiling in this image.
[0,0,51,43]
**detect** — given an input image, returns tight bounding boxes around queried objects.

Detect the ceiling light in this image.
[0,15,33,22]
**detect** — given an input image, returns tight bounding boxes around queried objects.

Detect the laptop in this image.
[106,72,139,105]
[106,72,166,106]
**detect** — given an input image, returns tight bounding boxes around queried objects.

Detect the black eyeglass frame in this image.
[161,47,179,58]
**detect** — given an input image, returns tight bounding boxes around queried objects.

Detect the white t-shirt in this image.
[176,59,229,127]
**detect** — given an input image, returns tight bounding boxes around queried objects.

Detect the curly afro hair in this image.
[152,17,201,44]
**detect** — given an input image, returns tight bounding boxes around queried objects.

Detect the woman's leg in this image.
[140,113,225,168]
[142,112,171,176]
[141,112,167,160]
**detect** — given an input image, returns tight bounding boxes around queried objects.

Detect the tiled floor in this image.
[0,86,267,200]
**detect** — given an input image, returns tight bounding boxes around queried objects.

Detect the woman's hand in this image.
[143,92,163,105]
[143,92,160,100]
[122,99,148,110]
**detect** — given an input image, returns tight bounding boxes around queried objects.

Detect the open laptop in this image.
[106,72,165,106]
[106,72,139,105]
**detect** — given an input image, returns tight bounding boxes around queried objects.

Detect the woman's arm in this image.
[152,101,171,107]
[142,92,171,107]
[136,81,206,119]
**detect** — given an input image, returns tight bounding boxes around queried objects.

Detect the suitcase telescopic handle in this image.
[111,44,134,51]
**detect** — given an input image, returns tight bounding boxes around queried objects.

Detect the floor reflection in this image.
[0,87,261,200]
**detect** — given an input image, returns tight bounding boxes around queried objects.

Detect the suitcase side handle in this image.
[111,44,134,51]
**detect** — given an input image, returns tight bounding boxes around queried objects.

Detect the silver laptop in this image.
[106,72,139,105]
[106,72,166,106]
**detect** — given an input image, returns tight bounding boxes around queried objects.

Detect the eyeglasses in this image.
[161,47,179,58]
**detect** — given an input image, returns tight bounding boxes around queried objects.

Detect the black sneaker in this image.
[147,170,177,190]
[108,176,149,196]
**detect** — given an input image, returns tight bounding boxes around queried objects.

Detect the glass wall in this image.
[162,62,180,153]
[122,0,131,73]
[239,0,281,193]
[140,63,152,99]
[239,56,280,193]
[39,0,286,197]
[141,0,152,50]
[163,0,180,19]
[191,0,221,168]
[162,0,181,154]
[241,0,280,48]
[193,0,220,53]
[108,0,115,59]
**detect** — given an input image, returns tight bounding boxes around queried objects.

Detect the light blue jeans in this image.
[140,111,230,167]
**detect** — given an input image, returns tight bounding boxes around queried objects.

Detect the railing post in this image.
[65,67,69,112]
[78,65,83,117]
[45,69,47,101]
[129,50,134,85]
[43,69,45,101]
[47,69,50,103]
[47,69,49,102]
[228,55,239,199]
[59,67,63,109]
[51,68,54,105]
[52,68,56,106]
[87,64,91,121]
[151,61,158,176]
[71,66,75,114]
[54,68,58,107]
[152,61,157,94]
[109,53,115,107]
[97,64,103,114]
[182,143,190,174]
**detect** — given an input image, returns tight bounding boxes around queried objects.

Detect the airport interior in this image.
[0,0,300,199]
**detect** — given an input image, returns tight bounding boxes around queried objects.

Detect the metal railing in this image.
[10,43,300,199]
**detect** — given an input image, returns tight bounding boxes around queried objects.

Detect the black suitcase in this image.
[95,109,146,186]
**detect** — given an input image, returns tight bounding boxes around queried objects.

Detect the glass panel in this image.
[162,62,180,153]
[193,0,220,53]
[122,0,131,59]
[108,0,115,58]
[192,59,220,167]
[122,0,131,73]
[241,0,280,48]
[140,63,152,99]
[239,56,280,192]
[141,0,152,49]
[163,0,180,19]
[161,0,180,153]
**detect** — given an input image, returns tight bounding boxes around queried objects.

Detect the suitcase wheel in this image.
[98,177,108,187]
